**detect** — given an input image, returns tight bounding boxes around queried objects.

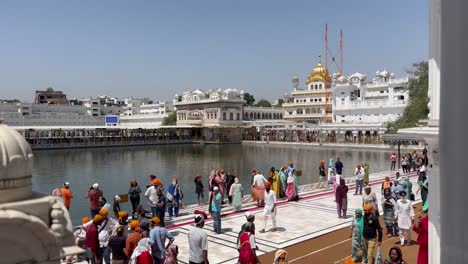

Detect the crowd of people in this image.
[51,149,429,264]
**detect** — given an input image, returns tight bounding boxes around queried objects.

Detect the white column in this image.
[428,0,441,122]
[428,0,441,263]
[437,0,468,263]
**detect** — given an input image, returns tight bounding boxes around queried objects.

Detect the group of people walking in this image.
[53,147,431,264]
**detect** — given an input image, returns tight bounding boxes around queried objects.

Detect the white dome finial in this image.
[0,124,34,203]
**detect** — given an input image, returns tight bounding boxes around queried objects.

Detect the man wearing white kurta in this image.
[260,181,277,233]
[395,190,414,246]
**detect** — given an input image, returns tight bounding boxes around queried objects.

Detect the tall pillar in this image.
[438,0,468,263]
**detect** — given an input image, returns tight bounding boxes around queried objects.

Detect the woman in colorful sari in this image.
[382,188,397,237]
[292,169,299,200]
[278,165,287,197]
[285,169,297,201]
[230,177,244,212]
[269,167,281,198]
[349,208,364,263]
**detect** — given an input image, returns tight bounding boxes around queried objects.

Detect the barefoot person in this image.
[335,178,348,218]
[260,181,277,233]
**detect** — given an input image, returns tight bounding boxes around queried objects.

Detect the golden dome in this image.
[307,56,331,83]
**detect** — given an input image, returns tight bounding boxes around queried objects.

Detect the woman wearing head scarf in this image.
[413,201,429,264]
[383,246,406,264]
[416,166,429,205]
[278,165,287,198]
[165,245,179,264]
[382,188,397,237]
[167,178,183,218]
[230,177,244,212]
[335,179,348,218]
[349,208,364,263]
[273,249,288,264]
[128,179,141,217]
[269,167,281,198]
[395,190,415,246]
[362,185,379,216]
[285,169,297,201]
[128,238,153,264]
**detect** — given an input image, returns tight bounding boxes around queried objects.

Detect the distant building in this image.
[174,89,245,126]
[332,70,409,124]
[35,88,68,104]
[0,103,103,126]
[118,101,174,128]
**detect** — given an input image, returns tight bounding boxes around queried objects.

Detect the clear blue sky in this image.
[0,0,428,102]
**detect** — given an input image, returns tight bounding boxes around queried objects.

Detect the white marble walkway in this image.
[170,171,420,264]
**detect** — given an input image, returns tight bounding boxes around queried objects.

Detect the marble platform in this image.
[169,172,420,264]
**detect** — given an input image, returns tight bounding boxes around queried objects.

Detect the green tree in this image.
[243,93,255,106]
[162,112,177,126]
[386,61,429,133]
[255,99,272,107]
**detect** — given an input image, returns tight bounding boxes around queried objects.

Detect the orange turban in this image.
[129,220,140,230]
[118,211,128,220]
[82,217,91,224]
[356,163,362,168]
[93,214,103,224]
[320,160,325,164]
[363,204,373,211]
[151,178,162,187]
[344,258,356,264]
[151,216,160,226]
[265,181,272,188]
[288,161,293,166]
[99,208,108,216]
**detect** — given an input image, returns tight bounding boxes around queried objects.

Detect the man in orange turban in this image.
[125,220,143,258]
[86,214,104,263]
[362,204,383,264]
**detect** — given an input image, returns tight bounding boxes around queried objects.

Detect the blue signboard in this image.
[105,115,119,124]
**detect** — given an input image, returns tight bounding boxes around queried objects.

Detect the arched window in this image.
[319,84,322,89]
[315,84,318,90]
[223,112,226,120]
[214,113,217,119]
[237,113,240,120]
[230,112,233,120]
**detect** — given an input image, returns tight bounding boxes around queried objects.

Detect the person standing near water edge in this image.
[60,182,73,211]
[230,177,244,212]
[354,164,364,195]
[390,153,397,171]
[317,160,327,188]
[211,186,222,234]
[128,179,141,216]
[167,178,183,218]
[335,157,343,175]
[86,183,103,218]
[194,173,204,205]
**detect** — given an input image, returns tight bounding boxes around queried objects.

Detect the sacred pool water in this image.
[32,143,391,224]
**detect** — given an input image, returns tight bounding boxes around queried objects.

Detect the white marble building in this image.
[332,70,409,124]
[118,101,174,128]
[174,89,245,126]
